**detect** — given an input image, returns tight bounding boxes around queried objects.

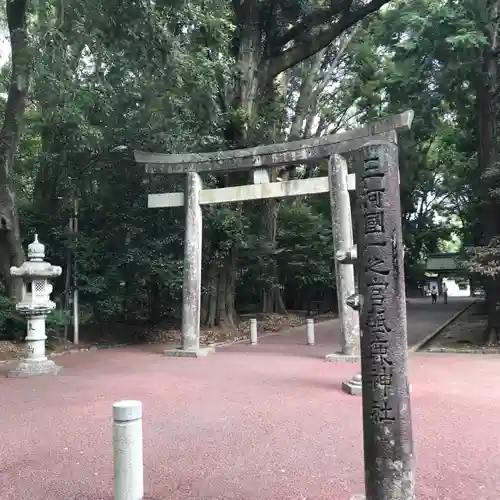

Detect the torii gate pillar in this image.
[165,172,214,357]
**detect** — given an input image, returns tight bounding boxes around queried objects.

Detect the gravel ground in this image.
[0,298,496,500]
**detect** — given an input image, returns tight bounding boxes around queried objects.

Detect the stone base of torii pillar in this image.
[164,347,215,358]
[324,353,360,363]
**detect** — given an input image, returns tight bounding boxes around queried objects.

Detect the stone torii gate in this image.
[137,110,416,499]
[134,110,413,360]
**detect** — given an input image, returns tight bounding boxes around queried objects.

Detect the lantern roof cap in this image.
[27,234,45,261]
[9,234,62,280]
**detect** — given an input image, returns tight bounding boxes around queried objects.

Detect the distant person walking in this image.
[431,285,438,304]
[442,282,448,304]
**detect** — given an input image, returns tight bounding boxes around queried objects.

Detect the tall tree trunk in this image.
[214,254,238,327]
[259,56,314,314]
[476,3,500,343]
[204,249,238,328]
[209,0,389,323]
[225,246,238,324]
[0,0,30,299]
[207,1,262,327]
[201,260,216,326]
[261,168,287,314]
[228,0,261,147]
[259,30,357,314]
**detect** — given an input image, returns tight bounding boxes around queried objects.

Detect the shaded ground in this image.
[0,297,493,500]
[424,299,500,353]
[0,312,326,363]
[405,297,473,347]
[207,297,472,357]
[0,298,465,363]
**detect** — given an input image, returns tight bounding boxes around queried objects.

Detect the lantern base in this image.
[7,358,61,378]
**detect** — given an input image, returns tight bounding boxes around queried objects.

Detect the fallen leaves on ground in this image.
[138,313,309,346]
[0,312,332,361]
[0,341,24,361]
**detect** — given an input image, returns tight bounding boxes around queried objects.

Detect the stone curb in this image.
[0,344,124,365]
[418,348,500,355]
[0,330,292,364]
[213,327,302,350]
[0,316,335,364]
[213,317,335,350]
[409,299,477,353]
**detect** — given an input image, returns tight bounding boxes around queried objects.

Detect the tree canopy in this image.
[0,0,499,343]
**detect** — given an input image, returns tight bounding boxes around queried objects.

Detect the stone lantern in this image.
[8,234,63,377]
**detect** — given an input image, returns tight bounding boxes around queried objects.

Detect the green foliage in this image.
[466,239,500,278]
[0,296,24,341]
[0,0,494,339]
[45,310,71,341]
[277,201,332,292]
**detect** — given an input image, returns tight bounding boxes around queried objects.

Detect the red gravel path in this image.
[0,298,498,500]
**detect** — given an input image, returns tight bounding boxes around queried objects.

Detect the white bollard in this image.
[250,318,258,345]
[306,318,315,346]
[113,400,144,500]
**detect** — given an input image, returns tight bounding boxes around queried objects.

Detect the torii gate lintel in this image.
[136,110,416,499]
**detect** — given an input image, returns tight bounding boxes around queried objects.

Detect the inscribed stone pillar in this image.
[326,154,360,362]
[353,139,415,499]
[165,171,213,357]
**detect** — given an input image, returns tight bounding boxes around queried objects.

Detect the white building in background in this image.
[441,277,470,297]
[425,253,471,297]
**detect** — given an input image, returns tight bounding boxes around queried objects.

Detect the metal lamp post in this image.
[65,144,128,344]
